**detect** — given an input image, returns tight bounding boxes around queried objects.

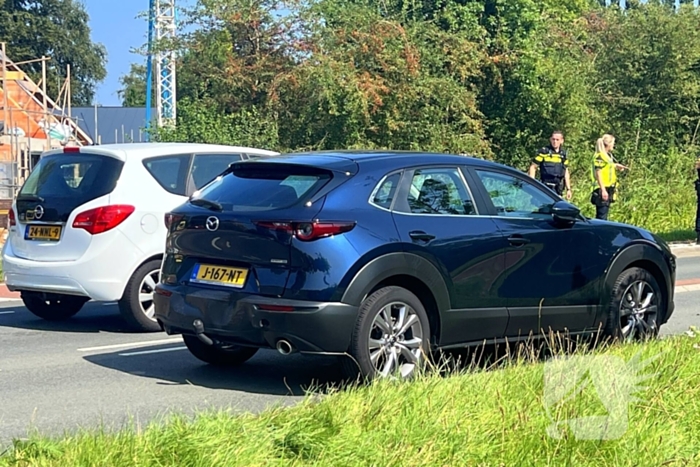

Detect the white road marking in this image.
[118,346,187,357]
[0,311,15,315]
[77,337,182,352]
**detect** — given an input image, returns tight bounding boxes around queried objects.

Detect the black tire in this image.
[182,334,259,366]
[118,259,163,332]
[602,267,664,343]
[341,286,432,383]
[21,291,88,321]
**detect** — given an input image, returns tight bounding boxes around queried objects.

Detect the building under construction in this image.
[0,45,93,225]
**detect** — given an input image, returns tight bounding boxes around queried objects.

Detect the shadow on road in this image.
[82,335,596,398]
[82,341,347,396]
[0,302,151,334]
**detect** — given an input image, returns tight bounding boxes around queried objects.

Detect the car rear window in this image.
[18,153,123,205]
[193,165,332,211]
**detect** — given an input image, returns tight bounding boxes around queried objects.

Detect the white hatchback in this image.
[1,142,278,331]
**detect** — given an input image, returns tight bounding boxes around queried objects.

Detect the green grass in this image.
[3,331,700,466]
[656,229,697,243]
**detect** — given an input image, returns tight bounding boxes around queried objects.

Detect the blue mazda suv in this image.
[153,150,676,381]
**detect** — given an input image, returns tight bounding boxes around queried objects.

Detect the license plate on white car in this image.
[25,224,62,241]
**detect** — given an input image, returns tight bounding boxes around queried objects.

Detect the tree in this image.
[0,0,107,106]
[117,63,152,107]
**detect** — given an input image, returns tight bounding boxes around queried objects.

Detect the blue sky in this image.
[82,0,195,106]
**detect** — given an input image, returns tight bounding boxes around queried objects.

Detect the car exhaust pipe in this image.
[192,319,214,346]
[276,339,294,355]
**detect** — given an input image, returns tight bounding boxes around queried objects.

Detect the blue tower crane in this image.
[145,0,177,137]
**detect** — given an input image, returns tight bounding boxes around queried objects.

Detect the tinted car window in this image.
[17,154,123,216]
[190,153,243,191]
[475,170,555,217]
[194,165,332,212]
[143,154,191,196]
[406,168,476,215]
[371,172,401,209]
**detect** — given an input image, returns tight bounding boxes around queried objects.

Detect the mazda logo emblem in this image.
[205,216,220,232]
[34,205,44,220]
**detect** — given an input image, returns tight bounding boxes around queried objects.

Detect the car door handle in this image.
[508,235,531,246]
[409,230,436,242]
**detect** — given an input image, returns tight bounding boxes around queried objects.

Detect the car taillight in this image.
[72,205,135,235]
[254,221,355,241]
[8,208,15,227]
[164,212,184,230]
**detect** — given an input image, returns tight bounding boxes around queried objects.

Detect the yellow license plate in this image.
[25,224,62,241]
[192,264,248,288]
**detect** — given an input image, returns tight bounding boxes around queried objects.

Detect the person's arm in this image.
[528,162,538,178]
[562,155,572,199]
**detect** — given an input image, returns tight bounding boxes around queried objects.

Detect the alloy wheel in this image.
[139,269,160,320]
[619,280,658,340]
[368,301,424,378]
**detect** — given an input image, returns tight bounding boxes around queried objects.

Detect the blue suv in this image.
[153,151,676,381]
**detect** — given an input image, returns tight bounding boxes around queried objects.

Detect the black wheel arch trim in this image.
[339,252,451,314]
[599,240,674,324]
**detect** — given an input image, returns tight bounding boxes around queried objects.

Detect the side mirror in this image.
[551,200,580,224]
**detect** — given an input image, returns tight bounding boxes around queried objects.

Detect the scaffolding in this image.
[0,43,92,201]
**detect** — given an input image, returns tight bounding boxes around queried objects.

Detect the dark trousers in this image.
[695,179,700,234]
[596,203,610,221]
[591,186,615,220]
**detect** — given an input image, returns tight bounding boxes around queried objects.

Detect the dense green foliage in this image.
[3,332,700,465]
[117,64,151,107]
[0,0,107,106]
[120,0,700,235]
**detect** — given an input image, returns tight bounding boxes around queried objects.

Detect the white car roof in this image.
[41,142,279,162]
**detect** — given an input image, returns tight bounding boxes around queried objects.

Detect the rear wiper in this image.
[189,197,223,212]
[17,194,45,202]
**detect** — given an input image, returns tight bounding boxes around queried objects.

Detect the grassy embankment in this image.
[2,330,699,466]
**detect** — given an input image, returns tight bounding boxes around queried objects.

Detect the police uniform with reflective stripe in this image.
[590,151,617,220]
[533,146,568,195]
[591,151,617,191]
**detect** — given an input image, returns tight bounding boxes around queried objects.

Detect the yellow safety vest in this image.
[591,151,617,187]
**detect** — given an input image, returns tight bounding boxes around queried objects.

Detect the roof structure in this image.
[60,106,156,145]
[0,48,93,151]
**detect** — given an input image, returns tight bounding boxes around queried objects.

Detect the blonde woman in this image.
[591,134,627,220]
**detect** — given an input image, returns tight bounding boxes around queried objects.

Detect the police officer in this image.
[591,134,627,220]
[695,154,700,244]
[529,130,572,199]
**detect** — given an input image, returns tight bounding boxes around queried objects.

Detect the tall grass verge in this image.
[2,329,699,466]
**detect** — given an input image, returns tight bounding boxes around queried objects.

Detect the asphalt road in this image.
[0,254,698,444]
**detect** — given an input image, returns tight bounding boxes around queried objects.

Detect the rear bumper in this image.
[153,283,359,354]
[1,234,141,301]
